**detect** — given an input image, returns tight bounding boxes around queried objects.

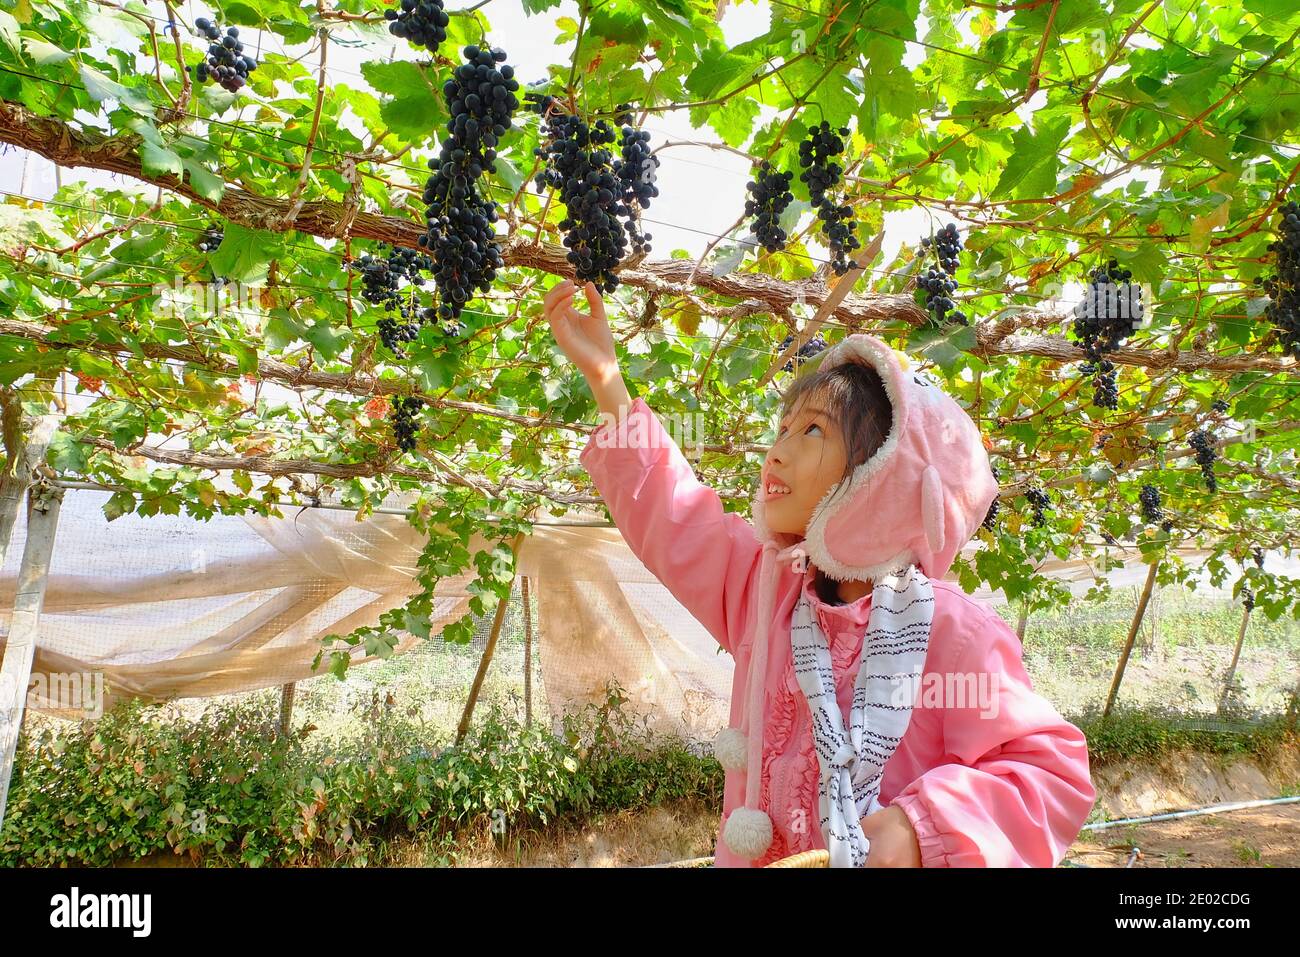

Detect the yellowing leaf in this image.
[1189,197,1230,253]
[670,300,701,336]
[1028,259,1055,283]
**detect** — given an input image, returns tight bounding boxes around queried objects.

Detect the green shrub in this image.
[4,681,1293,867]
[1073,703,1298,766]
[0,678,722,867]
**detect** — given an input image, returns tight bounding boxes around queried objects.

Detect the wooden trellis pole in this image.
[0,389,29,566]
[1286,671,1300,732]
[1217,602,1252,714]
[521,575,533,729]
[1103,559,1161,718]
[0,413,63,831]
[279,682,296,737]
[455,532,526,746]
[1137,584,1162,658]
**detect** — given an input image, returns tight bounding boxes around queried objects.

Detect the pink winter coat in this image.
[579,334,1097,867]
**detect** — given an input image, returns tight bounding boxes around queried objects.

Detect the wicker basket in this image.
[764,849,830,867]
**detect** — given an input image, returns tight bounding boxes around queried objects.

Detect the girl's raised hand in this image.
[544,279,618,383]
[543,278,631,419]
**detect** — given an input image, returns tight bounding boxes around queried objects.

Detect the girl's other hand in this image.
[862,805,923,867]
[544,278,618,383]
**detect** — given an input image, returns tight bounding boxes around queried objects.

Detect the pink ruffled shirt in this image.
[580,396,1097,867]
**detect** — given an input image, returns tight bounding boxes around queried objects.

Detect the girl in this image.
[544,278,1097,868]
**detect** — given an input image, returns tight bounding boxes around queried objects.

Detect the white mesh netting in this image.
[2,487,1296,741]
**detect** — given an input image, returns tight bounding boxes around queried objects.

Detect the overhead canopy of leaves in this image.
[0,0,1297,632]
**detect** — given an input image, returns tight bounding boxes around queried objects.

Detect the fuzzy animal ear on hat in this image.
[800,335,998,583]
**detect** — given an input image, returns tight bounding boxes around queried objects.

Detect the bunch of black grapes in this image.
[1256,197,1300,359]
[1072,258,1143,411]
[797,122,860,275]
[745,160,794,253]
[1241,546,1266,612]
[777,332,827,373]
[1138,481,1172,531]
[981,464,1001,532]
[419,187,501,330]
[384,0,449,51]
[616,123,659,257]
[357,246,432,307]
[192,19,257,94]
[353,245,435,354]
[1138,482,1162,524]
[1025,485,1052,527]
[1188,428,1218,493]
[196,224,224,252]
[529,93,656,291]
[532,102,624,292]
[391,395,423,453]
[917,223,966,325]
[418,45,518,326]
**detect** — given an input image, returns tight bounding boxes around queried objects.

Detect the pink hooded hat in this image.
[715,333,1000,862]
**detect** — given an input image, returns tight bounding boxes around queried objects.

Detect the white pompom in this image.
[722,806,774,860]
[712,726,748,771]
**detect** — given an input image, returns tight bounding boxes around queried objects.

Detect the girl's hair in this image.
[776,358,893,603]
[777,358,893,496]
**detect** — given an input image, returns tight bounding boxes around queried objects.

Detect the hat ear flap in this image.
[921,465,946,555]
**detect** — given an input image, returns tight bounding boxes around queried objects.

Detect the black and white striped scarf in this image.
[789,563,934,867]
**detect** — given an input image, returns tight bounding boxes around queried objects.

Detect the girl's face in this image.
[761,392,849,536]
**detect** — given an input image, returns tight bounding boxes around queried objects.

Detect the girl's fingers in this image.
[546,290,576,324]
[582,281,606,323]
[554,295,579,327]
[545,280,601,345]
[565,303,589,326]
[543,278,575,313]
[542,284,561,313]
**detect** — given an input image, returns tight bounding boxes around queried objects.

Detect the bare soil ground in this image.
[1065,803,1300,868]
[425,747,1300,868]
[115,796,1300,868]
[432,799,1300,868]
[394,798,722,868]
